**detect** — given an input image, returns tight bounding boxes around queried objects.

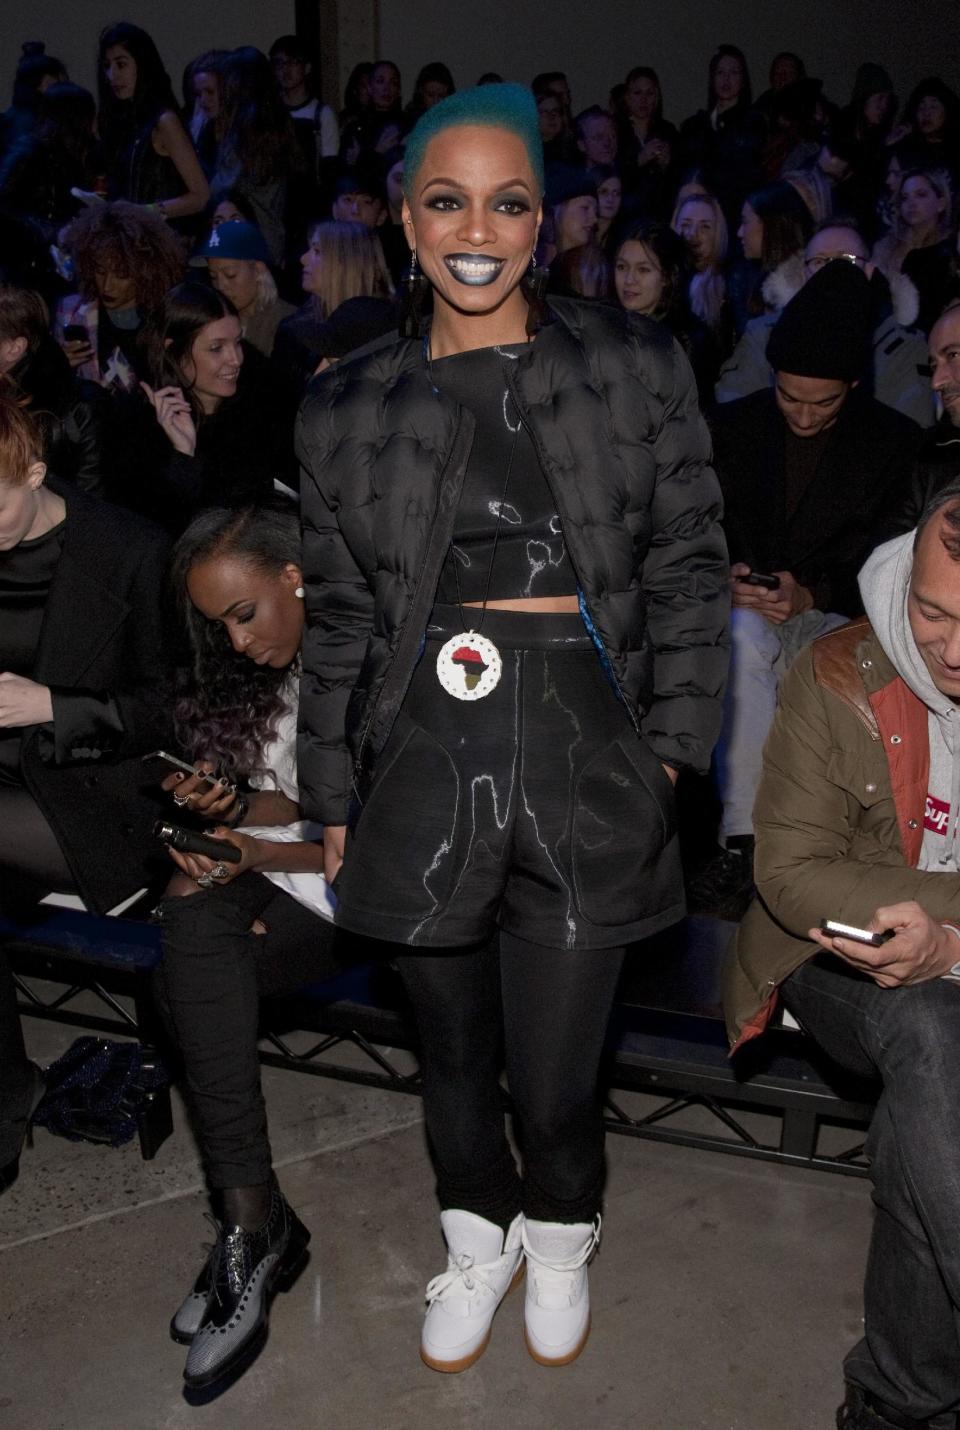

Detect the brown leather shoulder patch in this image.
[811,617,880,741]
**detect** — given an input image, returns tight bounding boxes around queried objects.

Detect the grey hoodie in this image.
[859,531,960,870]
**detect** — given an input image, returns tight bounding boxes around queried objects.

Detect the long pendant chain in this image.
[427,337,522,701]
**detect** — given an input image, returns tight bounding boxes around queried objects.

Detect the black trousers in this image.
[153,873,340,1189]
[0,787,76,1130]
[338,609,670,1226]
[784,956,960,1427]
[399,932,625,1227]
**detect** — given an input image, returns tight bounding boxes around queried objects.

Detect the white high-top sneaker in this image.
[420,1209,525,1372]
[522,1215,600,1366]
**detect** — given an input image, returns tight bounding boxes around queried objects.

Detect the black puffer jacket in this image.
[296,297,729,824]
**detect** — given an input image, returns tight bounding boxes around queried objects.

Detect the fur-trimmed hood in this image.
[761,255,920,329]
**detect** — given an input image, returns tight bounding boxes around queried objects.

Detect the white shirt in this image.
[243,689,335,922]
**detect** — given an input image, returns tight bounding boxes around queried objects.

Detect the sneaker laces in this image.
[522,1216,601,1292]
[426,1249,502,1305]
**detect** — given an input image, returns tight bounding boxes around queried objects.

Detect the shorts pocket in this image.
[571,734,678,926]
[339,714,462,922]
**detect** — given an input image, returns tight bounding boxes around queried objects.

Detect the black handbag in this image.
[33,1037,169,1148]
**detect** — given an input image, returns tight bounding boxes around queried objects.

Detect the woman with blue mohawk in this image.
[298,83,728,1372]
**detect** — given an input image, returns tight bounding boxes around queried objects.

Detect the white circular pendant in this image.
[435,631,502,701]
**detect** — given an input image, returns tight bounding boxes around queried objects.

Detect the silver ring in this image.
[196,873,214,889]
[210,863,230,881]
[172,793,190,807]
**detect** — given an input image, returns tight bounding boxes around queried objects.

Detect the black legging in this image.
[398,932,625,1228]
[0,787,74,896]
[152,872,340,1189]
[0,788,76,1130]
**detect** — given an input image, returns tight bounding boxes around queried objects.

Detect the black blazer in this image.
[18,485,174,912]
[711,388,922,617]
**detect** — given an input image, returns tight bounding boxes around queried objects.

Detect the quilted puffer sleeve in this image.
[638,335,730,773]
[296,383,374,825]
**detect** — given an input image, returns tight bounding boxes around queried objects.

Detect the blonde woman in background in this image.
[672,191,730,344]
[274,219,395,386]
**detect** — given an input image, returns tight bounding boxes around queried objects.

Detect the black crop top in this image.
[431,343,573,603]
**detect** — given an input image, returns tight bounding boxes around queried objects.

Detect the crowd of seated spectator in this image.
[2,25,960,1421]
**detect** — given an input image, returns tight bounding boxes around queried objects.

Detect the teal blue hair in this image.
[403,83,544,197]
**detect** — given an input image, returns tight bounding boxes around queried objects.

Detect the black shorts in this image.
[335,606,683,949]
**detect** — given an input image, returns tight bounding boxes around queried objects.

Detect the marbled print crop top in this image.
[430,342,574,602]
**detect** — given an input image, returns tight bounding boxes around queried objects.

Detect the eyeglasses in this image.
[804,252,867,272]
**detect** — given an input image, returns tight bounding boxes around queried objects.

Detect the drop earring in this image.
[400,247,429,339]
[294,586,305,599]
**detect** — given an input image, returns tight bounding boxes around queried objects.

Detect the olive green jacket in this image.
[723,616,960,1049]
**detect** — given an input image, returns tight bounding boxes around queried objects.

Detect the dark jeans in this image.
[783,955,960,1427]
[153,873,339,1189]
[398,931,626,1228]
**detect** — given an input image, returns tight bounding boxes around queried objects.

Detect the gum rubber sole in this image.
[420,1261,526,1373]
[524,1312,591,1367]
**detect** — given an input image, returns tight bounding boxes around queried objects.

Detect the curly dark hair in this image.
[61,201,185,310]
[170,501,302,777]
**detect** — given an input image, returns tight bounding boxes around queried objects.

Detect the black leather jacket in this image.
[296,298,730,824]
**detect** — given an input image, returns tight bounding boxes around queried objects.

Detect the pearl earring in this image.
[294,586,305,599]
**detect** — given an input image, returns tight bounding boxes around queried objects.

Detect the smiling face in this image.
[614,240,665,315]
[402,124,541,327]
[187,554,304,669]
[208,258,262,317]
[900,175,946,230]
[909,513,960,700]
[774,372,851,437]
[105,44,137,102]
[738,202,764,260]
[181,316,244,413]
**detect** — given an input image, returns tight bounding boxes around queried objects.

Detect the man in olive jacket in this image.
[724,485,960,1430]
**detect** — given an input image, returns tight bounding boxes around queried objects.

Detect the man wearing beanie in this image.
[692,261,922,914]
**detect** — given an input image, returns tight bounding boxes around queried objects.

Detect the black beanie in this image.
[767,260,873,382]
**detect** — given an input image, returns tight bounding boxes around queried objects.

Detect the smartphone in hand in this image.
[820,919,893,947]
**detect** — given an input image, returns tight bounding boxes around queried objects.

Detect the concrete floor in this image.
[0,1015,872,1430]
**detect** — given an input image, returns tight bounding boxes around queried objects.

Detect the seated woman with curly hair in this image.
[151,499,340,1391]
[56,200,185,394]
